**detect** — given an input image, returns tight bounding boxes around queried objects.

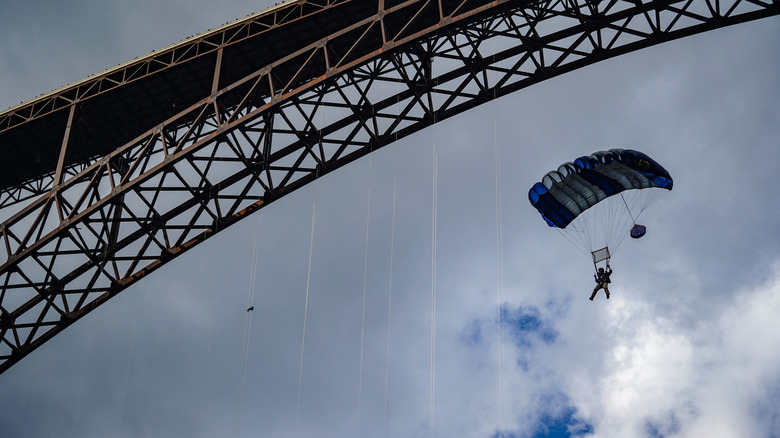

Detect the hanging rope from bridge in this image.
[429,143,439,438]
[295,192,317,438]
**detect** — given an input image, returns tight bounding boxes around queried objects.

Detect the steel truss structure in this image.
[1,0,778,373]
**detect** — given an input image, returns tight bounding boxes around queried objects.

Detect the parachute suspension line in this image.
[603,198,630,265]
[564,190,652,265]
[429,143,439,438]
[606,194,622,255]
[613,188,666,256]
[357,158,372,437]
[600,195,620,263]
[295,199,317,438]
[493,115,504,432]
[608,194,633,257]
[608,190,651,258]
[635,186,667,217]
[582,208,596,252]
[555,226,592,260]
[584,206,597,251]
[564,208,594,257]
[591,205,607,271]
[384,146,399,438]
[619,192,637,224]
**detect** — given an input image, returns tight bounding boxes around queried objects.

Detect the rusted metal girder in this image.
[1,0,779,373]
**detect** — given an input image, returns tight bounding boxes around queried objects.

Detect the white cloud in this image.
[573,260,780,437]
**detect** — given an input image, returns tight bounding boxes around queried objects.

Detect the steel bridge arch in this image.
[1,0,778,373]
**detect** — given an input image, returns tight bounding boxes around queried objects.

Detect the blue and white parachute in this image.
[528,149,673,265]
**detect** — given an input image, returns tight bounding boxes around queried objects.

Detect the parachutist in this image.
[590,265,612,301]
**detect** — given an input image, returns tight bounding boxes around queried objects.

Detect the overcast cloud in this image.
[1,2,779,437]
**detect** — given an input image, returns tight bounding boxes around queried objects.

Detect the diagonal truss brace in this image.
[1,0,778,373]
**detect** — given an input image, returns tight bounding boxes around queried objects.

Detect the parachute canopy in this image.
[528,149,673,229]
[528,149,673,265]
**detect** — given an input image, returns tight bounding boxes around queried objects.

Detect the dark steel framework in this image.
[1,0,778,373]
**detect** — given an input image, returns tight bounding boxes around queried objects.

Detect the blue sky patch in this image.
[489,393,593,438]
[533,405,593,437]
[461,304,559,352]
[750,377,780,436]
[501,304,558,349]
[643,409,681,438]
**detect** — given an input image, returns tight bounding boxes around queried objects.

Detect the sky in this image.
[1,1,779,437]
